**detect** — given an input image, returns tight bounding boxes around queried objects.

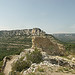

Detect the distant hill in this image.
[53,33,75,43]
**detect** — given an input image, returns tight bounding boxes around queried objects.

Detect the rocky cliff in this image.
[0,28,45,37]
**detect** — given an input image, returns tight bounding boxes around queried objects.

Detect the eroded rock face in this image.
[32,36,65,56]
[31,28,45,36]
[3,49,75,75]
[22,51,75,75]
[0,28,45,37]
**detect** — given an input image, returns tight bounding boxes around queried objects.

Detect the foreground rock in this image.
[3,48,75,75]
[22,61,75,75]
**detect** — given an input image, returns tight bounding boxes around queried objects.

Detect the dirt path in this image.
[4,55,19,75]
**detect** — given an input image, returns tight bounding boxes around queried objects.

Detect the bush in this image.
[12,48,43,72]
[27,72,36,75]
[0,61,3,69]
[26,48,43,64]
[37,67,44,72]
[9,71,21,75]
[0,72,4,75]
[12,60,31,72]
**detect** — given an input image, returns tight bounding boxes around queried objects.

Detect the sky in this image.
[0,0,75,34]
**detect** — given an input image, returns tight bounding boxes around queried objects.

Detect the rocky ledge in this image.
[3,48,75,75]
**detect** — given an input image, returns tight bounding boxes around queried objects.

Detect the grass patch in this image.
[57,67,75,73]
[12,60,31,72]
[27,72,36,75]
[37,67,44,72]
[0,72,4,75]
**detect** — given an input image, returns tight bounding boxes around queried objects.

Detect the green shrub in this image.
[37,67,44,72]
[0,61,3,74]
[0,61,3,68]
[26,48,43,64]
[27,72,36,75]
[9,71,21,75]
[12,60,31,72]
[0,72,4,75]
[58,67,72,73]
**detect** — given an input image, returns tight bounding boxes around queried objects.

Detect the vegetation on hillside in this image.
[12,60,31,72]
[0,32,75,74]
[26,48,43,64]
[0,61,4,75]
[0,35,32,61]
[64,43,75,55]
[11,48,43,74]
[53,34,75,43]
[52,34,75,55]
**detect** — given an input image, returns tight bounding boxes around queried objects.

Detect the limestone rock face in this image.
[0,28,45,37]
[31,28,45,36]
[32,36,65,56]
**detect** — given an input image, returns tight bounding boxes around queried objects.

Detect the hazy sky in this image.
[0,0,75,33]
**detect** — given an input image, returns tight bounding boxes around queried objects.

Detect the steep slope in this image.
[32,36,65,55]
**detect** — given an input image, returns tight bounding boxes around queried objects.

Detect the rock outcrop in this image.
[3,49,75,75]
